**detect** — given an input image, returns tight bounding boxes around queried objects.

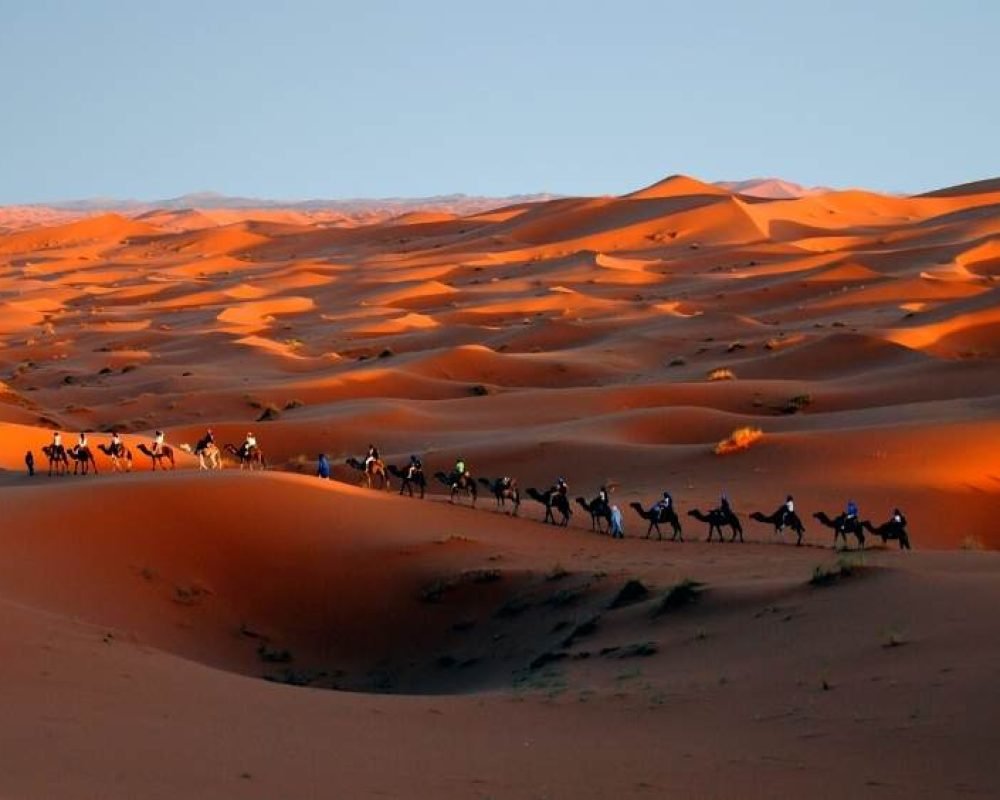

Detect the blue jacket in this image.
[317,455,331,479]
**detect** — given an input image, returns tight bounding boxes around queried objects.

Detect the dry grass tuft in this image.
[707,368,736,381]
[714,426,763,455]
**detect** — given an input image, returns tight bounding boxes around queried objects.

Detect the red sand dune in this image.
[0,175,998,799]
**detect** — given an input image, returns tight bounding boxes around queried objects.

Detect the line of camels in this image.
[39,440,265,476]
[342,457,911,550]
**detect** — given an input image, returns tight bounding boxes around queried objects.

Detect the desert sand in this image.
[0,175,998,798]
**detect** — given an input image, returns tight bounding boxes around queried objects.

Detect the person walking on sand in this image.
[316,453,331,480]
[25,450,35,477]
[610,505,624,539]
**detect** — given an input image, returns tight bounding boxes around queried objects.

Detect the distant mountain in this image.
[35,191,559,214]
[4,179,847,231]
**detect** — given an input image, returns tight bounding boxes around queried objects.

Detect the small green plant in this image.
[810,554,863,587]
[883,628,907,648]
[257,404,281,421]
[653,579,704,616]
[782,394,813,414]
[616,641,658,658]
[609,579,649,609]
[561,616,599,647]
[256,644,292,663]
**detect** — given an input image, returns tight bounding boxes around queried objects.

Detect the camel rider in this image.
[152,430,165,456]
[195,429,213,454]
[110,431,123,456]
[779,494,794,530]
[597,485,610,506]
[892,508,906,527]
[52,431,62,451]
[845,500,858,522]
[365,444,380,471]
[453,457,467,485]
[555,477,568,498]
[718,491,732,517]
[502,475,514,490]
[655,491,673,515]
[407,454,422,480]
[242,432,257,457]
[77,432,88,451]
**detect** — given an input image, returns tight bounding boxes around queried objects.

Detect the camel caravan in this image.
[34,429,265,477]
[30,430,912,551]
[336,446,912,551]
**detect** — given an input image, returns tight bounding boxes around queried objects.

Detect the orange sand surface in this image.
[0,176,998,799]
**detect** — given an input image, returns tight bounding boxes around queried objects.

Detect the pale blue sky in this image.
[2,0,998,203]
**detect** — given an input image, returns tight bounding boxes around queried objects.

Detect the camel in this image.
[225,443,265,472]
[750,506,805,546]
[630,502,683,541]
[434,471,477,506]
[136,443,176,470]
[66,445,98,475]
[179,442,222,470]
[862,517,911,550]
[478,477,520,515]
[345,456,389,490]
[388,464,426,499]
[97,443,133,473]
[687,508,744,543]
[576,495,612,532]
[813,511,865,550]
[41,444,69,477]
[525,487,572,527]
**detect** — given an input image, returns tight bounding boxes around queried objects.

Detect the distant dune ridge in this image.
[0,177,825,231]
[0,173,998,799]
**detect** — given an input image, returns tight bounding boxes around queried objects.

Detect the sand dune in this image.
[0,174,998,798]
